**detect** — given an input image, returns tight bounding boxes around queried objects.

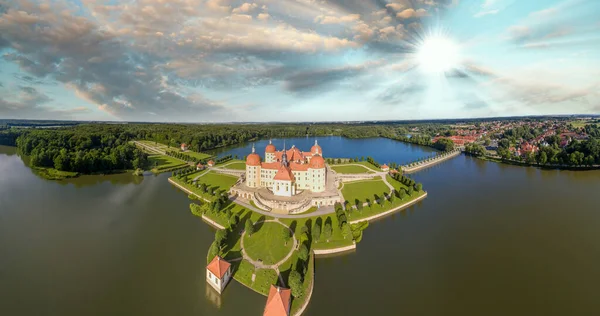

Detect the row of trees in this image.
[13,128,148,173]
[464,143,486,156]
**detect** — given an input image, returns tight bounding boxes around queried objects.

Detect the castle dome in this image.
[246,153,261,166]
[265,140,276,153]
[310,140,322,155]
[246,144,261,166]
[309,154,325,169]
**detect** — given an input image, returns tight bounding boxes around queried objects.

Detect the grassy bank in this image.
[341,177,389,203]
[32,166,79,180]
[331,164,374,174]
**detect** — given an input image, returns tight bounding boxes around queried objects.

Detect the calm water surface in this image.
[210,136,438,165]
[1,139,599,316]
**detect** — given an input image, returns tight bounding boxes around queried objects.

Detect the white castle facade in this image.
[245,140,327,197]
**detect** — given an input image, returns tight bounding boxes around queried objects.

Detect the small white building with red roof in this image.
[180,143,188,151]
[206,256,232,294]
[196,163,205,171]
[263,285,291,316]
[207,160,215,167]
[380,164,389,172]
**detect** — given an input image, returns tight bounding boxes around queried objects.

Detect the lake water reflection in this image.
[1,140,600,316]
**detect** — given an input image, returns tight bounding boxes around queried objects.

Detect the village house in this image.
[380,164,389,172]
[263,285,292,316]
[206,256,232,294]
[196,163,205,171]
[207,160,215,167]
[181,143,188,151]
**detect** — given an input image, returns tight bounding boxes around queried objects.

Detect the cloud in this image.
[257,13,270,20]
[0,1,229,121]
[232,3,258,14]
[284,61,383,93]
[396,8,428,19]
[0,86,90,119]
[385,3,404,11]
[315,14,361,24]
[474,0,516,18]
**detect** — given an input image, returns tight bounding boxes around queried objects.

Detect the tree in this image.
[415,183,423,191]
[312,222,321,242]
[407,187,413,196]
[388,193,395,203]
[215,229,227,248]
[288,271,304,298]
[341,223,351,239]
[282,226,291,245]
[538,151,548,165]
[245,219,255,236]
[229,213,239,227]
[298,244,309,262]
[207,241,220,263]
[323,222,332,241]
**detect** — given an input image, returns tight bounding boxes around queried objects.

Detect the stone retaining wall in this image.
[201,214,225,230]
[313,242,357,255]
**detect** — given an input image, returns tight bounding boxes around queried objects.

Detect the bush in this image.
[298,244,309,262]
[288,270,304,298]
[245,219,255,236]
[312,222,321,242]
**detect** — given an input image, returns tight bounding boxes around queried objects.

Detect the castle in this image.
[245,140,327,197]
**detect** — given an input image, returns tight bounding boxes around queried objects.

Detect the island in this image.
[165,140,427,315]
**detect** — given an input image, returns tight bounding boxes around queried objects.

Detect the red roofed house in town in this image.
[263,285,291,316]
[206,256,232,294]
[196,163,205,171]
[520,141,539,156]
[181,143,188,151]
[380,164,389,172]
[432,135,478,146]
[207,160,215,167]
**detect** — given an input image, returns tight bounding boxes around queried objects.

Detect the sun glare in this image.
[417,35,460,74]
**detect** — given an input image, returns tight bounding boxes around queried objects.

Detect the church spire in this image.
[281,140,289,167]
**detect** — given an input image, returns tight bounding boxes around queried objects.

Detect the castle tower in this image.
[265,139,276,163]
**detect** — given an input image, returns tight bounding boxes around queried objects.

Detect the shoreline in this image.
[348,192,428,225]
[292,254,315,316]
[468,153,600,170]
[313,242,357,256]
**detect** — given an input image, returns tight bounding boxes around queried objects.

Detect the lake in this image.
[1,137,599,316]
[210,136,438,165]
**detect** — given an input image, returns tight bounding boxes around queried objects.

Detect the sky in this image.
[0,0,599,122]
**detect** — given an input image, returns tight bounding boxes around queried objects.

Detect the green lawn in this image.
[148,155,186,172]
[345,177,427,222]
[355,161,382,172]
[221,160,246,170]
[230,259,255,288]
[243,221,293,265]
[196,171,239,191]
[386,174,409,192]
[331,164,374,174]
[254,268,279,296]
[279,214,354,249]
[569,120,590,128]
[341,178,390,204]
[182,150,213,160]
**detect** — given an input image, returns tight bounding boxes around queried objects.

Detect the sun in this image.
[417,35,460,74]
